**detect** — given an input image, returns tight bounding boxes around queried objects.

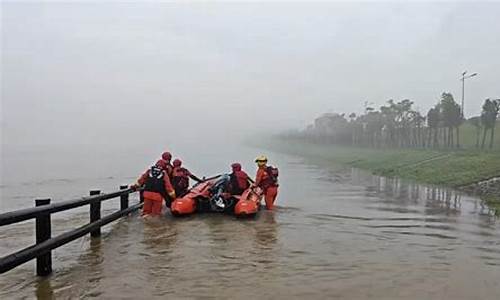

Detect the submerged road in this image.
[1,146,500,299]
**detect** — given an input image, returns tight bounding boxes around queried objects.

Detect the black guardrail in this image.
[0,185,143,276]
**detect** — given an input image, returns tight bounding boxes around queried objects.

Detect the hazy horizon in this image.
[2,1,500,151]
[2,4,500,298]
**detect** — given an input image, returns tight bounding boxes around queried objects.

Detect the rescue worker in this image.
[228,163,251,195]
[161,151,174,179]
[254,155,279,210]
[132,160,176,216]
[171,159,203,197]
[159,151,174,207]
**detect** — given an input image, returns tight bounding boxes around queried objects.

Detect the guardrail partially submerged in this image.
[0,185,143,276]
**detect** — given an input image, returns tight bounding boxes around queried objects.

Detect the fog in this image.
[2,1,500,154]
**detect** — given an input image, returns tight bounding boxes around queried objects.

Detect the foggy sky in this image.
[2,1,500,150]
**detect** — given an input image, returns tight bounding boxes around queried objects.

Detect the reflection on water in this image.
[35,278,54,300]
[1,155,500,299]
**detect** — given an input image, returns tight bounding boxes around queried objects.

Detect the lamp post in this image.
[460,71,477,117]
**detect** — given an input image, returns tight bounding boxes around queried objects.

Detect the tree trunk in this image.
[449,127,454,148]
[482,127,488,149]
[443,127,447,148]
[456,126,460,148]
[416,126,421,147]
[433,128,438,148]
[425,127,432,147]
[420,127,423,147]
[476,127,481,148]
[426,128,429,147]
[446,127,451,148]
[439,128,446,147]
[490,125,495,149]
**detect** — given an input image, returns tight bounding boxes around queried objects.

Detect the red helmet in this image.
[231,163,241,171]
[155,159,167,170]
[173,159,182,167]
[161,152,172,161]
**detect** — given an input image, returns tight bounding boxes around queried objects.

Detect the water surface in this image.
[1,145,499,299]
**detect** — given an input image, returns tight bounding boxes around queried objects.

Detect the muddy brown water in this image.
[1,145,500,299]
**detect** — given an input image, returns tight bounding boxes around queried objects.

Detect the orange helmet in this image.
[231,163,242,171]
[161,152,172,162]
[173,159,182,168]
[155,160,167,170]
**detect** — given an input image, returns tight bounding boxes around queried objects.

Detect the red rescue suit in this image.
[229,165,250,195]
[161,152,174,179]
[137,166,175,215]
[255,166,279,210]
[171,166,195,197]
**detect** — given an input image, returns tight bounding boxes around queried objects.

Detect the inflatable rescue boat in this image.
[170,175,263,217]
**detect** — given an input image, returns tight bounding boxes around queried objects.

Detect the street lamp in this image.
[460,71,478,117]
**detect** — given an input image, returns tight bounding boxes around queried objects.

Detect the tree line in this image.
[286,94,500,149]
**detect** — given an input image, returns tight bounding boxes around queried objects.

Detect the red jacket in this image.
[229,170,250,195]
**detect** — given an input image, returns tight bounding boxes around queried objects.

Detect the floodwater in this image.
[1,143,500,299]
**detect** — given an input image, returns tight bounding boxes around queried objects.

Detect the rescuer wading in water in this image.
[132,160,176,216]
[254,155,279,210]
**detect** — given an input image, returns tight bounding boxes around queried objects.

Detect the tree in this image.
[440,93,462,148]
[380,103,397,146]
[294,95,498,151]
[348,113,357,146]
[469,116,482,148]
[427,106,440,148]
[480,99,500,149]
[410,111,425,147]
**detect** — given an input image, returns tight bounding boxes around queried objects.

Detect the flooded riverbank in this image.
[4,1,500,298]
[1,145,500,299]
[265,139,500,190]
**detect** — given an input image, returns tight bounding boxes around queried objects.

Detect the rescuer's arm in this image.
[185,168,202,183]
[189,173,203,183]
[163,175,176,199]
[166,165,173,178]
[254,169,263,187]
[131,169,149,189]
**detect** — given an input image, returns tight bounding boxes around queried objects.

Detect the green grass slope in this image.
[268,140,500,188]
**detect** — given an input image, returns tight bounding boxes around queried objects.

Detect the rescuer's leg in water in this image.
[254,155,279,210]
[150,198,163,216]
[264,186,278,210]
[142,198,153,215]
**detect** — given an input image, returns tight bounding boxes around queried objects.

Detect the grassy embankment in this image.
[270,140,500,187]
[266,122,500,212]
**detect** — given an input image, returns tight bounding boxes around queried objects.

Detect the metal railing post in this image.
[35,198,52,276]
[1,187,144,275]
[120,185,129,210]
[89,190,101,237]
